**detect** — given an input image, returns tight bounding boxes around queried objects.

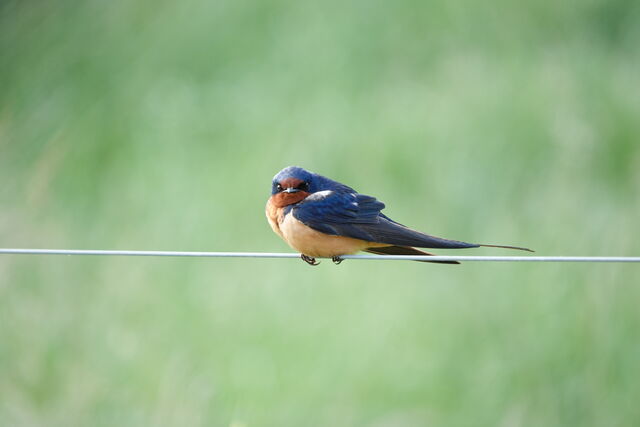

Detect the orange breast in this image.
[265,198,285,239]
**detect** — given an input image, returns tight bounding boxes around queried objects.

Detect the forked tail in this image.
[364,245,460,264]
[479,244,534,252]
[364,242,534,265]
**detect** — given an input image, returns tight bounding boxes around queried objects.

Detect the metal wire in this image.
[0,248,638,262]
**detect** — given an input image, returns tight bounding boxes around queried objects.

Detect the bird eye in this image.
[276,183,283,192]
[297,182,309,191]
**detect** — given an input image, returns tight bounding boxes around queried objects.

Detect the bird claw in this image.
[331,256,343,265]
[301,254,320,266]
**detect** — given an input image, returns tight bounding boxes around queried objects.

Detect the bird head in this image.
[269,166,314,207]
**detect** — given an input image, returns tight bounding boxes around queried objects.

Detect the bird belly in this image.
[279,213,372,258]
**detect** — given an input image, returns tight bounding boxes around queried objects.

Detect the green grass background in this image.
[1,0,640,425]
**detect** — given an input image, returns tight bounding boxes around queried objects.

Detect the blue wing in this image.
[291,191,480,249]
[291,191,384,241]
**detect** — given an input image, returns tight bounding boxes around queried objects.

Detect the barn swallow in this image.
[266,166,533,265]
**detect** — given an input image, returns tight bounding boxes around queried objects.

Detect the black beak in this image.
[283,188,300,193]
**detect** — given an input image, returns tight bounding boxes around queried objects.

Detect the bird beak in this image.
[283,187,300,193]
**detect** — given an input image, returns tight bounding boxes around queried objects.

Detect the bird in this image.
[265,166,533,265]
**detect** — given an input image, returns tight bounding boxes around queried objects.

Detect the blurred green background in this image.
[1,0,639,425]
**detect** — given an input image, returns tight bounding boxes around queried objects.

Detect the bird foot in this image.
[331,256,343,265]
[301,254,320,266]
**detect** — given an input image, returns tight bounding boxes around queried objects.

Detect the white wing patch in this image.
[306,190,333,201]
